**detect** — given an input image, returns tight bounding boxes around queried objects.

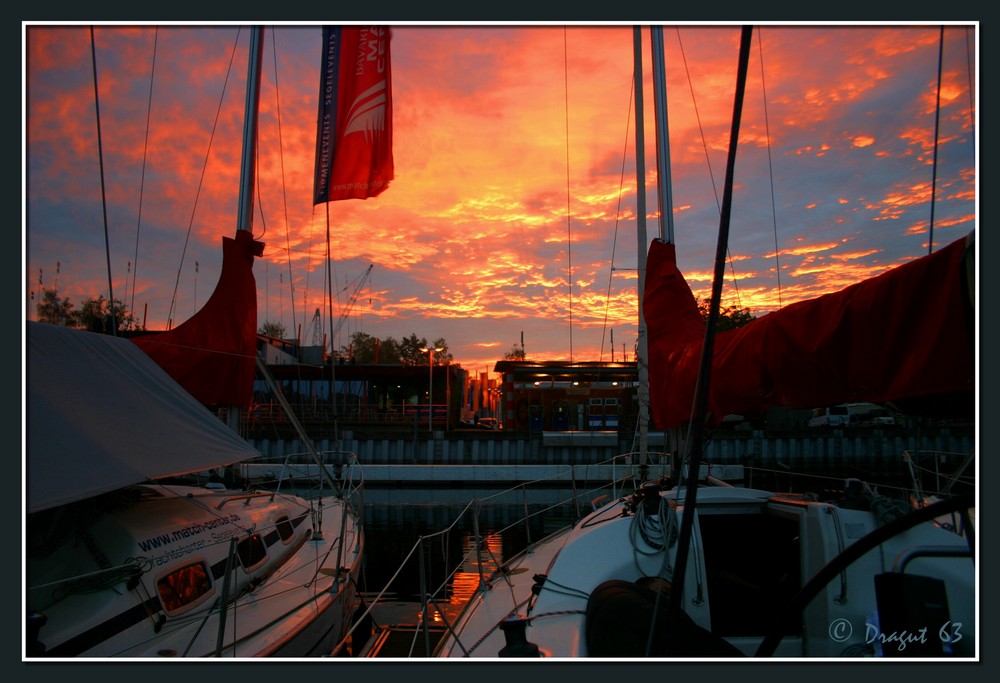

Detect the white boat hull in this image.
[27,484,364,658]
[435,485,975,659]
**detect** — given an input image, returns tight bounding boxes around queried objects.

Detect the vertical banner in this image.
[314,26,394,203]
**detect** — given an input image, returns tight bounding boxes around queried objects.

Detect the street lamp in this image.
[420,346,443,432]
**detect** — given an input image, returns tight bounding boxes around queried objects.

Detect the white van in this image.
[807,404,850,428]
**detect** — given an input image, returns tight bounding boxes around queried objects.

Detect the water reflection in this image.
[451,531,504,605]
[359,486,580,622]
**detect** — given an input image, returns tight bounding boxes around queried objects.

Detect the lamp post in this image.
[420,346,443,432]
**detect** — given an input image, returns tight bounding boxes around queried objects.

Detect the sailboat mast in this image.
[230,25,264,432]
[650,26,674,243]
[237,26,265,234]
[633,26,649,471]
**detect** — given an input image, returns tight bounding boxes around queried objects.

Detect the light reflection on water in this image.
[358,486,579,620]
[450,531,504,606]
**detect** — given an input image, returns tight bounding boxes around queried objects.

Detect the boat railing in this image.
[902,449,975,500]
[332,452,671,657]
[213,490,276,510]
[243,449,364,497]
[901,449,975,539]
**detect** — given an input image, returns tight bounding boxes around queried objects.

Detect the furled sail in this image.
[645,232,975,429]
[132,230,264,408]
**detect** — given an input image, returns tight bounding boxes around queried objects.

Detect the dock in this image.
[349,597,453,658]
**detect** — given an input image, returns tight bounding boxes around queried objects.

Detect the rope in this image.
[532,578,590,602]
[628,493,677,580]
[524,609,587,623]
[861,481,910,525]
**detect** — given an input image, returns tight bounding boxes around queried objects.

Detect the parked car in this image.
[807,404,850,428]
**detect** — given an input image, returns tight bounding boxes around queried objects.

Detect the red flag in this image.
[314,26,394,203]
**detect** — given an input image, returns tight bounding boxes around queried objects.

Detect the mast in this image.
[632,27,649,472]
[650,26,674,243]
[226,24,264,433]
[237,26,265,234]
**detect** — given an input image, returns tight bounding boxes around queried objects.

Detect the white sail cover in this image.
[25,322,261,514]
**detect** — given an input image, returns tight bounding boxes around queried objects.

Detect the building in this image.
[494,360,638,434]
[248,338,641,438]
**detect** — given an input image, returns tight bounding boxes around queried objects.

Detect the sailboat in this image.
[428,25,975,659]
[24,26,366,658]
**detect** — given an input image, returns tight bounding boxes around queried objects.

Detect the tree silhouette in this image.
[36,291,138,333]
[259,321,287,339]
[503,343,526,360]
[697,297,756,332]
[341,331,452,366]
[35,289,74,326]
[77,295,138,333]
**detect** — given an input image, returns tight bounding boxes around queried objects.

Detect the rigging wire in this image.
[928,25,944,255]
[128,27,158,326]
[326,211,341,354]
[563,28,574,362]
[674,29,748,313]
[252,126,269,243]
[166,26,243,329]
[304,212,320,350]
[268,30,298,336]
[756,27,783,309]
[598,74,635,364]
[675,30,721,216]
[964,26,975,120]
[89,26,118,335]
[324,202,340,421]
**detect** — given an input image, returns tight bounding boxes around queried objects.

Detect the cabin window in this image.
[236,533,268,571]
[157,561,213,613]
[274,515,295,543]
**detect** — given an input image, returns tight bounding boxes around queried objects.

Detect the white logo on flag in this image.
[344,81,387,144]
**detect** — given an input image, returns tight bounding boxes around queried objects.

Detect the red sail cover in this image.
[133,230,264,408]
[645,233,975,429]
[314,26,394,203]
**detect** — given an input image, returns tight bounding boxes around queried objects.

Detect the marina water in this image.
[352,484,581,630]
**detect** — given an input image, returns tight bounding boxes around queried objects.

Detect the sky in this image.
[23,22,978,376]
